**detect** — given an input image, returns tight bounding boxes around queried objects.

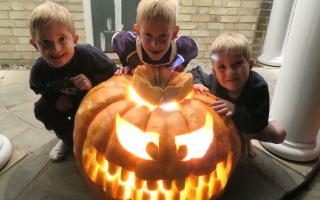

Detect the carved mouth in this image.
[82,139,233,200]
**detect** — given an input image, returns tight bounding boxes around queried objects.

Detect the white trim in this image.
[114,0,124,31]
[127,51,137,63]
[177,54,185,63]
[136,37,144,63]
[111,32,120,48]
[128,31,137,38]
[169,39,177,63]
[82,0,94,45]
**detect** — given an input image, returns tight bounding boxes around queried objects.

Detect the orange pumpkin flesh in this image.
[73,65,241,200]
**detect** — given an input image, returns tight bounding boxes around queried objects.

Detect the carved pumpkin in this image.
[73,65,241,200]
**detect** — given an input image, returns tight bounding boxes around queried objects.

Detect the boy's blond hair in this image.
[136,0,178,28]
[30,1,75,38]
[211,32,252,61]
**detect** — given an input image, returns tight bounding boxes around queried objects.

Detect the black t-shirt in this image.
[29,44,117,106]
[190,66,269,134]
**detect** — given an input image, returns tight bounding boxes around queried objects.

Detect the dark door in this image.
[91,0,140,52]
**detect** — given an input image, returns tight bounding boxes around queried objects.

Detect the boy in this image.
[29,1,117,161]
[190,32,286,157]
[112,0,198,75]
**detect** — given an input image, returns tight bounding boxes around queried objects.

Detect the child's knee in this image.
[265,121,287,144]
[274,124,286,144]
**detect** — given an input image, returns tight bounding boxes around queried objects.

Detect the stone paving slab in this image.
[2,139,97,200]
[0,70,55,176]
[0,147,27,176]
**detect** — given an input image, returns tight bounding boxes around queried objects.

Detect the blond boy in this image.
[29,1,116,161]
[190,32,286,157]
[112,0,198,75]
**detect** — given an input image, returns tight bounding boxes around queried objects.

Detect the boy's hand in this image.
[211,98,235,117]
[115,66,134,76]
[56,95,73,111]
[193,84,210,93]
[71,74,92,91]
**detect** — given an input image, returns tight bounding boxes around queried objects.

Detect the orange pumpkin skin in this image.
[73,65,241,200]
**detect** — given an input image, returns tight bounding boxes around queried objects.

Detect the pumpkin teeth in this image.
[120,168,131,182]
[146,180,158,191]
[82,139,234,200]
[174,177,186,191]
[134,176,144,189]
[162,179,173,190]
[108,162,120,176]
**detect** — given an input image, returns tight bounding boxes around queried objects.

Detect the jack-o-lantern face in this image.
[73,65,241,200]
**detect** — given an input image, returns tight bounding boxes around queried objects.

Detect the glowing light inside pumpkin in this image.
[82,139,234,200]
[129,86,181,111]
[116,114,159,160]
[175,113,214,161]
[129,86,156,110]
[160,102,179,112]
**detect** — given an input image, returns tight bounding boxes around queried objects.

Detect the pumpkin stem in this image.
[131,65,193,105]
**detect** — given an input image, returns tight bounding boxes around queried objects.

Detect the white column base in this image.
[261,133,320,162]
[0,134,12,170]
[257,54,283,67]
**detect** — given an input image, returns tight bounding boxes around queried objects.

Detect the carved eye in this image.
[175,113,214,161]
[116,114,159,160]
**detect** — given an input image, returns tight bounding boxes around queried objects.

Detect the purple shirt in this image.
[112,31,198,70]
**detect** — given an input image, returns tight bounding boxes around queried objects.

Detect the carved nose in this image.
[177,145,188,160]
[146,142,188,161]
[146,142,158,160]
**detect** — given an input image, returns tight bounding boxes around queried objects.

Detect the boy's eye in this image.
[217,64,226,70]
[144,34,152,39]
[159,35,169,43]
[232,60,244,68]
[40,40,52,48]
[143,35,153,42]
[59,37,66,43]
[143,34,169,44]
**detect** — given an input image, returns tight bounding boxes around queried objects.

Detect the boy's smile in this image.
[135,21,179,61]
[30,23,78,68]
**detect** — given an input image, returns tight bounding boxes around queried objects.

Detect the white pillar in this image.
[262,0,320,162]
[83,0,94,45]
[0,134,12,170]
[114,0,123,31]
[257,0,294,67]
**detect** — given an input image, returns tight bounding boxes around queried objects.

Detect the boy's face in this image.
[212,51,253,95]
[30,23,78,68]
[134,21,179,61]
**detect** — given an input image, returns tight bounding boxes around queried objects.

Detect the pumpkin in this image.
[73,65,241,200]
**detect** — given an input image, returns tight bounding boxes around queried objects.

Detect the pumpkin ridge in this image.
[74,84,130,161]
[122,105,151,131]
[88,101,139,161]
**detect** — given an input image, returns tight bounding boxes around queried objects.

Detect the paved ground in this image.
[0,68,319,200]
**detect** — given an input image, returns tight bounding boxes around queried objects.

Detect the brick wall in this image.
[0,0,272,70]
[180,0,273,72]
